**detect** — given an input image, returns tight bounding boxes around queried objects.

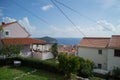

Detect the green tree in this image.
[0,45,22,58]
[50,43,58,58]
[58,53,80,80]
[0,25,3,39]
[78,57,93,78]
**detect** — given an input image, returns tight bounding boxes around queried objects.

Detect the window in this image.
[4,31,9,37]
[114,49,120,57]
[98,64,102,69]
[98,50,102,55]
[5,31,9,35]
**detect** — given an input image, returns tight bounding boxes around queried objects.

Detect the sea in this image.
[55,38,81,45]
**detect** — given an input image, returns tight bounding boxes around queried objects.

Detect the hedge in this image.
[0,57,64,75]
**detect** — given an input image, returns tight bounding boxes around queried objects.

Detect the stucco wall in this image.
[78,47,108,70]
[107,49,120,71]
[3,23,29,38]
[20,45,31,57]
[33,52,54,60]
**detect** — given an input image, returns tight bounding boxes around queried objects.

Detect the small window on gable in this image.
[98,49,102,55]
[114,49,120,57]
[5,31,9,35]
[4,31,9,36]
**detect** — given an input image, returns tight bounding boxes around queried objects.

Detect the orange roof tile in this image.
[1,38,46,45]
[78,37,110,48]
[108,35,120,49]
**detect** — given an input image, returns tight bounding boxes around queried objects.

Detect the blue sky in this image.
[0,0,120,38]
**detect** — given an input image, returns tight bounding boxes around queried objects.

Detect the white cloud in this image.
[97,20,116,31]
[41,4,53,11]
[18,17,36,34]
[2,17,16,23]
[2,17,36,35]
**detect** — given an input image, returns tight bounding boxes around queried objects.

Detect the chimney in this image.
[2,22,5,25]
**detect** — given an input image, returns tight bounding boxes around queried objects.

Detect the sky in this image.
[0,0,120,38]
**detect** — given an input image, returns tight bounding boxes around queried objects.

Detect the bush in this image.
[112,67,120,79]
[78,57,93,78]
[13,57,63,75]
[0,58,14,66]
[58,53,80,79]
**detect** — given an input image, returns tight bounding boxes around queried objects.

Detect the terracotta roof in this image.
[78,37,110,48]
[1,21,30,37]
[1,21,17,28]
[1,38,46,45]
[108,35,120,49]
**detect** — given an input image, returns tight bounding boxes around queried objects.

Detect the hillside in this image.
[37,36,57,43]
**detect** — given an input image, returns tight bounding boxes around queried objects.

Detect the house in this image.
[0,21,54,60]
[77,35,120,72]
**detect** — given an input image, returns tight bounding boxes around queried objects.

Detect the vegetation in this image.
[0,45,22,58]
[50,43,58,58]
[78,57,93,78]
[38,36,57,43]
[0,66,64,80]
[89,77,103,80]
[112,67,120,79]
[58,53,80,80]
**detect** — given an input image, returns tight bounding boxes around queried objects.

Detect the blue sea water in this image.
[55,38,81,45]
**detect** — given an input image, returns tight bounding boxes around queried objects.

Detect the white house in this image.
[78,35,120,72]
[0,22,54,60]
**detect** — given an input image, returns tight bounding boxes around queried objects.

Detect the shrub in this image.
[78,57,93,78]
[112,67,120,79]
[58,53,80,79]
[13,57,63,75]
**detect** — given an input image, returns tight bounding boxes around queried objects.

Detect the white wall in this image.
[78,47,108,70]
[33,52,54,60]
[3,23,29,38]
[20,45,31,57]
[107,49,120,71]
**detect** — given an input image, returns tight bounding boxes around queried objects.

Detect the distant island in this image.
[36,36,57,43]
[36,36,81,45]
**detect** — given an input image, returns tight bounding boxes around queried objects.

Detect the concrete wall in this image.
[20,45,32,57]
[2,23,29,38]
[33,52,54,60]
[107,49,120,71]
[78,47,108,70]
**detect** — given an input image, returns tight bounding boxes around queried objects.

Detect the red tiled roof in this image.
[1,38,46,45]
[108,35,120,49]
[1,21,17,28]
[78,37,110,48]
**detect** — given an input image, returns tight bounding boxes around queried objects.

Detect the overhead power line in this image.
[12,0,49,25]
[51,0,86,37]
[51,0,95,45]
[54,0,116,34]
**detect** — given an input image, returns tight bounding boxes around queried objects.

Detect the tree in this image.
[58,53,80,80]
[0,45,22,58]
[78,57,93,78]
[50,43,58,58]
[0,25,3,40]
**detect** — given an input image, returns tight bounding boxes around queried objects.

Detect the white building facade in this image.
[78,35,120,72]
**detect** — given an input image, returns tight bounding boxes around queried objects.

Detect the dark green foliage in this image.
[112,67,120,79]
[78,57,93,78]
[58,53,80,79]
[0,45,22,57]
[38,36,57,43]
[50,43,58,58]
[13,57,63,75]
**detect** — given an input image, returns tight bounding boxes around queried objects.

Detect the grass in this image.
[0,66,64,80]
